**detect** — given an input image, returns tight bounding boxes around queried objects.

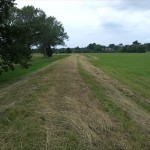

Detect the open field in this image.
[86,53,150,98]
[0,54,150,149]
[86,53,150,112]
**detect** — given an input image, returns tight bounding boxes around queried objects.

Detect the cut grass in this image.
[0,91,46,150]
[86,53,150,112]
[78,61,150,149]
[0,55,89,150]
[0,54,69,87]
[0,58,58,150]
[0,54,69,149]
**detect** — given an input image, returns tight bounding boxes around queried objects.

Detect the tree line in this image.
[0,0,68,74]
[55,41,150,54]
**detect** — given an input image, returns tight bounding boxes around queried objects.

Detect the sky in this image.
[15,0,150,48]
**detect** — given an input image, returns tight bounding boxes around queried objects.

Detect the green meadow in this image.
[86,53,150,99]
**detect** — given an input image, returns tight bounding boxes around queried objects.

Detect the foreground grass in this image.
[0,55,89,149]
[85,53,150,112]
[78,62,150,149]
[0,94,46,149]
[0,54,68,87]
[0,54,70,149]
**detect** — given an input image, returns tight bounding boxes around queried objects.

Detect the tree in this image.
[41,16,69,57]
[128,45,137,53]
[95,44,102,52]
[121,45,128,53]
[0,3,68,74]
[9,5,48,60]
[10,6,69,58]
[9,6,46,47]
[75,46,80,50]
[145,43,150,51]
[66,47,72,53]
[118,43,123,47]
[6,6,35,67]
[117,43,123,52]
[136,45,146,53]
[109,44,115,49]
[0,3,36,74]
[133,40,140,45]
[87,43,96,51]
[0,0,15,47]
[0,0,15,74]
[74,46,81,53]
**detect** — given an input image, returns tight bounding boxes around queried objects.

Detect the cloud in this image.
[101,22,124,33]
[15,0,150,47]
[118,0,150,11]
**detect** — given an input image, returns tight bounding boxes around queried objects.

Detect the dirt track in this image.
[0,54,150,149]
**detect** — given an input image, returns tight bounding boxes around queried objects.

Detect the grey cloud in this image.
[117,0,150,11]
[101,22,127,33]
[102,22,122,29]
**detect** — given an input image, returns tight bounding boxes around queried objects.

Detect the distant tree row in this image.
[0,0,68,74]
[54,41,149,54]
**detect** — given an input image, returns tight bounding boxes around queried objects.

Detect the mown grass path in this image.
[0,54,149,150]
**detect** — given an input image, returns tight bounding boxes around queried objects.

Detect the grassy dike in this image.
[77,61,150,149]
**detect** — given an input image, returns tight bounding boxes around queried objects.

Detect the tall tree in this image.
[9,6,69,58]
[109,44,116,49]
[95,44,102,52]
[0,2,35,74]
[0,0,15,46]
[0,3,69,74]
[133,40,140,45]
[145,43,150,51]
[41,16,69,57]
[9,6,46,48]
[0,0,15,74]
[87,43,96,51]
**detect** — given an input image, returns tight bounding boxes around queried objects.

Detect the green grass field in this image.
[0,53,150,149]
[78,62,150,149]
[86,53,150,99]
[77,53,150,149]
[0,54,68,87]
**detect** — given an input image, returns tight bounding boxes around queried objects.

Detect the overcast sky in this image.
[15,0,150,48]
